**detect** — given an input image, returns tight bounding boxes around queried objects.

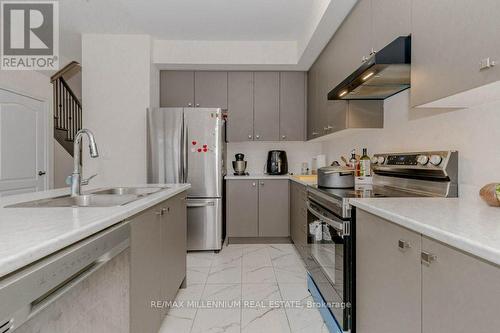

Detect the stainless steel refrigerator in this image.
[147,107,226,251]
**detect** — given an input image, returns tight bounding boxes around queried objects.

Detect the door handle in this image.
[421,251,437,265]
[398,240,411,251]
[38,171,46,176]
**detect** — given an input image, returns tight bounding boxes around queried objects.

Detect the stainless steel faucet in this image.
[70,129,99,197]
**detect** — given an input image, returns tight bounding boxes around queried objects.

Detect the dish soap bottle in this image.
[349,150,360,176]
[360,148,371,177]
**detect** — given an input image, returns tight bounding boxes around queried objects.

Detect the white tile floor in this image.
[159,244,329,333]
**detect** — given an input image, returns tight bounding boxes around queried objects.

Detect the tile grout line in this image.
[268,245,293,333]
[188,252,214,333]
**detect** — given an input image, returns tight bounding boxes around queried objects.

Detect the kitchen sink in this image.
[4,187,169,208]
[6,194,139,208]
[91,186,168,196]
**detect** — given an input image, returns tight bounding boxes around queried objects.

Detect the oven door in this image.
[305,198,352,332]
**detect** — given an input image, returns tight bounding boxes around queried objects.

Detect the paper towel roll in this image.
[316,154,326,168]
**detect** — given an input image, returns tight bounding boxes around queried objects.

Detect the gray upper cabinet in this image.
[411,0,500,107]
[253,72,280,141]
[421,236,500,333]
[161,70,306,142]
[331,0,372,79]
[194,71,228,108]
[279,72,306,141]
[226,180,259,237]
[227,72,254,142]
[371,0,411,52]
[258,180,289,237]
[160,71,195,107]
[307,64,320,140]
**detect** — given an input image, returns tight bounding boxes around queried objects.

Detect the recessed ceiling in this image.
[59,0,357,69]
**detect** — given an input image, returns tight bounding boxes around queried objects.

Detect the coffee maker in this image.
[232,153,248,176]
[266,150,288,175]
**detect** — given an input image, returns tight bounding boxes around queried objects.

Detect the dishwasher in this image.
[0,221,130,332]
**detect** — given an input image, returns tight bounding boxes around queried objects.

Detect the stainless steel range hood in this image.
[328,36,411,100]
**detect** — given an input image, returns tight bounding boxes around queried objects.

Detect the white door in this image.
[0,89,47,196]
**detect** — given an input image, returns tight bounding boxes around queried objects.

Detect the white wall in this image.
[0,71,53,189]
[82,34,153,186]
[321,90,500,199]
[53,140,73,188]
[227,141,323,175]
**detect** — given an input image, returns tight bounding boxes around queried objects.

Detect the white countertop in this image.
[225,174,317,186]
[350,197,500,266]
[0,184,190,278]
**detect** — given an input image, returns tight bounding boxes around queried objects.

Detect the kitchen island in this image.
[0,184,190,333]
[351,197,500,333]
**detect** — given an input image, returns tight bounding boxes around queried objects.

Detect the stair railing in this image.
[51,61,82,156]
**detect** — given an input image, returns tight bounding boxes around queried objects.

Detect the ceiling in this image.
[59,0,356,70]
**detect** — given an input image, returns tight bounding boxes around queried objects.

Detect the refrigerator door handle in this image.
[183,118,188,183]
[187,201,216,208]
[179,113,184,182]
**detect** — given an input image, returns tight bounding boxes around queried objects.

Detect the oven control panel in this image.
[371,151,458,183]
[372,151,456,169]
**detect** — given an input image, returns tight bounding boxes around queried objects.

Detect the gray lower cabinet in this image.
[130,193,187,333]
[227,72,254,142]
[194,71,228,108]
[130,204,164,333]
[160,194,187,309]
[253,72,280,141]
[290,181,307,245]
[356,209,421,333]
[160,71,195,107]
[411,0,500,107]
[356,209,500,333]
[226,179,289,238]
[279,72,306,141]
[226,180,259,237]
[421,236,500,333]
[258,180,289,237]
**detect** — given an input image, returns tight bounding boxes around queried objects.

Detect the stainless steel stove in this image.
[302,151,458,333]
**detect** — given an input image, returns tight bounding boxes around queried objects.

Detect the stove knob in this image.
[417,155,429,165]
[371,157,378,164]
[429,155,443,166]
[377,156,385,164]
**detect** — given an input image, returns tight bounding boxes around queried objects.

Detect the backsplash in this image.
[321,90,500,199]
[227,141,323,175]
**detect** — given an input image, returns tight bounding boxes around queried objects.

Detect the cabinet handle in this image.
[188,103,192,107]
[421,251,437,265]
[156,208,167,216]
[260,182,264,186]
[398,240,411,251]
[281,135,286,140]
[248,134,253,139]
[255,135,260,139]
[312,132,319,136]
[252,182,256,187]
[196,103,200,107]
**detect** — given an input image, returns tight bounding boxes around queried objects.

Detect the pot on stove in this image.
[317,166,355,189]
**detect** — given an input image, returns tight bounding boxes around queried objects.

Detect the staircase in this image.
[51,61,82,157]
